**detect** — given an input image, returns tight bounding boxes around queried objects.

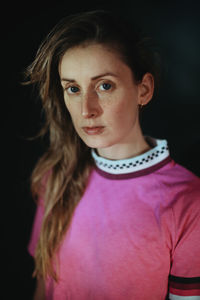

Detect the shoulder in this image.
[157,159,200,184]
[152,160,200,223]
[155,160,200,201]
[168,161,200,205]
[162,162,200,244]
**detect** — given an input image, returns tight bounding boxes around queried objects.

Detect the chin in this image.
[80,136,114,149]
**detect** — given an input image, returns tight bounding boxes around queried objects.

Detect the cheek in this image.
[109,99,135,119]
[63,95,70,110]
[64,98,77,119]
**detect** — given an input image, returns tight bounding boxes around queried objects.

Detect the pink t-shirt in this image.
[28,136,200,300]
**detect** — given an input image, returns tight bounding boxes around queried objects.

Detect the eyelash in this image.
[64,81,114,95]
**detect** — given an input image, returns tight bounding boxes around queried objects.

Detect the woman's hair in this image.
[24,9,163,281]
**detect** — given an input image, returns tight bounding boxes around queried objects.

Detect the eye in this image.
[99,82,112,91]
[66,86,80,94]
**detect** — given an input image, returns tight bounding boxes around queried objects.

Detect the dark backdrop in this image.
[2,0,200,299]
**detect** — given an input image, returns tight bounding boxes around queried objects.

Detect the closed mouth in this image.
[82,126,105,135]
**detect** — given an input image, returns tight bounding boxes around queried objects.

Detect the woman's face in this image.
[59,43,153,151]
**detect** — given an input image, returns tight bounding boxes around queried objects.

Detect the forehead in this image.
[59,43,133,80]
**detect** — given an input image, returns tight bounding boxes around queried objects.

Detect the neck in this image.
[96,128,152,160]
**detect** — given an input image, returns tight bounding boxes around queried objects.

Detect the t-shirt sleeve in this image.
[27,198,44,257]
[168,181,200,299]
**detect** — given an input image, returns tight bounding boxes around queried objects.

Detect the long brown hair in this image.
[23,9,162,281]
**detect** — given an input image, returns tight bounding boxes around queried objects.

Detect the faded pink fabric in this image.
[28,156,200,299]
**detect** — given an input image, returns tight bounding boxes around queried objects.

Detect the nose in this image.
[81,91,102,118]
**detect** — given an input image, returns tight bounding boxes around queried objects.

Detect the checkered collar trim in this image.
[91,136,170,175]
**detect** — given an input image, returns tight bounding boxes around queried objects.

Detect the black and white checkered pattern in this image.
[91,136,170,175]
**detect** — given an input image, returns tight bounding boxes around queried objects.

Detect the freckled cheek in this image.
[64,101,81,127]
[104,98,137,129]
[108,101,128,121]
[64,97,74,114]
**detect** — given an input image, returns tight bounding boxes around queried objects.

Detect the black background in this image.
[2,0,200,299]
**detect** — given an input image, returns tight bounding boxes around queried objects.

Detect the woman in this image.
[25,10,200,300]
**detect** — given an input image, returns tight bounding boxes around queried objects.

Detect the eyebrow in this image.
[60,72,119,83]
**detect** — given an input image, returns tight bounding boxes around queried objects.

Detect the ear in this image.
[137,73,154,106]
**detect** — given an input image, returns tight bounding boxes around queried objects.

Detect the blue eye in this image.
[100,83,112,91]
[67,86,79,94]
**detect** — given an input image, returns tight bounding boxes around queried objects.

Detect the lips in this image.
[82,126,105,135]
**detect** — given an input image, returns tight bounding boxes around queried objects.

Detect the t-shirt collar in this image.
[91,135,171,177]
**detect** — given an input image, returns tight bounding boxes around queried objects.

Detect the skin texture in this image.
[59,43,154,160]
